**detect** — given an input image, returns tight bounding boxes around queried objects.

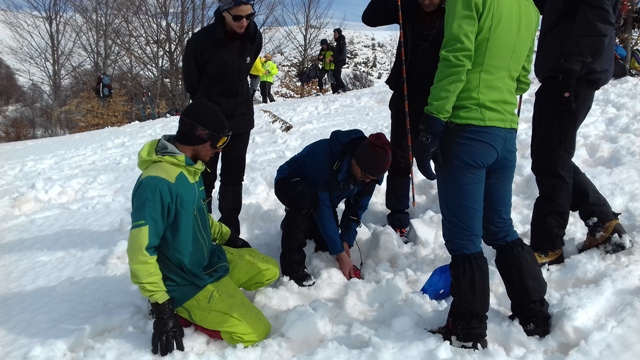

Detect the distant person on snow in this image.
[275,130,391,287]
[94,72,112,98]
[331,28,347,94]
[362,0,446,243]
[317,38,335,94]
[127,100,279,356]
[182,0,261,235]
[249,57,264,100]
[529,0,631,266]
[259,54,278,103]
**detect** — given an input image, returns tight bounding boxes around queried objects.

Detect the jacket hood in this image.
[327,129,367,161]
[137,135,205,179]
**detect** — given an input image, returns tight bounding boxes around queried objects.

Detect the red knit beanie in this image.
[353,133,391,178]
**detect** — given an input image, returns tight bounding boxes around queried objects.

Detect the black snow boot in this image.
[495,238,551,337]
[432,252,489,349]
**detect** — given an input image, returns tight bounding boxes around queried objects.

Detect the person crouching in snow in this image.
[127,100,279,356]
[274,130,391,286]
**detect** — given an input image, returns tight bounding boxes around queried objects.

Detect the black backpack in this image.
[299,63,320,84]
[308,63,319,79]
[96,73,113,98]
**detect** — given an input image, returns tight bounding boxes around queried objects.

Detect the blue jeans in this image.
[436,124,520,256]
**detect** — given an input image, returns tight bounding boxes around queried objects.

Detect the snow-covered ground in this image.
[2,75,640,359]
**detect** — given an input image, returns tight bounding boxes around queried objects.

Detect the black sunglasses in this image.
[180,116,232,149]
[226,11,256,23]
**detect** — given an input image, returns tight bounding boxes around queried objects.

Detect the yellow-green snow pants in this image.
[176,247,279,346]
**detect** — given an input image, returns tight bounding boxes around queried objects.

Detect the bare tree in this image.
[114,0,222,108]
[276,0,334,74]
[252,0,285,53]
[0,0,82,135]
[0,56,25,106]
[70,0,125,75]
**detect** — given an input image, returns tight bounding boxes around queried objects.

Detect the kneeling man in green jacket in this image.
[127,100,279,356]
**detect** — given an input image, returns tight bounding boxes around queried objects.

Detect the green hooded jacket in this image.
[127,136,232,307]
[260,60,279,83]
[425,0,539,129]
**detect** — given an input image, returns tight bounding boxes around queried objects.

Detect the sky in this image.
[331,0,369,23]
[2,56,640,359]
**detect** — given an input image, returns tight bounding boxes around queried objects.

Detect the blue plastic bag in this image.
[421,264,451,300]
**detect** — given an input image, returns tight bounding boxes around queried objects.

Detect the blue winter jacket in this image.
[275,130,382,255]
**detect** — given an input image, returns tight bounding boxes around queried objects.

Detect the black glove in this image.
[150,299,185,356]
[553,73,576,111]
[414,113,445,181]
[225,232,252,248]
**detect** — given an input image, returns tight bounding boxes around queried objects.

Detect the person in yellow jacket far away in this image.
[260,54,278,103]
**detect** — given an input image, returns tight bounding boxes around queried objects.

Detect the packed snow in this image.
[1,75,640,359]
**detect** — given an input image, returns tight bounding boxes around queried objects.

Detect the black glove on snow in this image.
[225,232,252,248]
[414,113,445,181]
[553,73,576,111]
[150,299,185,356]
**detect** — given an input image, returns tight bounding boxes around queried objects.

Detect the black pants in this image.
[260,81,275,103]
[201,131,251,235]
[275,176,332,276]
[385,91,428,230]
[530,79,614,251]
[331,64,346,93]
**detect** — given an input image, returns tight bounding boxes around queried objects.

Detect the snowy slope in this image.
[1,75,640,359]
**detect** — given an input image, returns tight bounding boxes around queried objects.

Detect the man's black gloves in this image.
[554,73,576,111]
[150,299,184,356]
[414,113,445,181]
[225,232,252,248]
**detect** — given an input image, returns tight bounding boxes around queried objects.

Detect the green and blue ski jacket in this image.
[127,136,232,307]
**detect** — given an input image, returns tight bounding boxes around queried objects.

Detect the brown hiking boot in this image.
[580,219,629,254]
[534,249,564,267]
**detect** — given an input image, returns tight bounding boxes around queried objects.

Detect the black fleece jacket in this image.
[362,0,445,95]
[534,0,620,88]
[182,10,262,133]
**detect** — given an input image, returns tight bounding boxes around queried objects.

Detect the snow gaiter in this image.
[495,238,551,336]
[447,252,489,342]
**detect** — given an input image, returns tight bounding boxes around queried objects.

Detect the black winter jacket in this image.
[534,0,620,88]
[362,0,445,95]
[182,10,262,133]
[333,35,347,67]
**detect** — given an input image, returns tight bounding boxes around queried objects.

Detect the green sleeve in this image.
[516,39,534,96]
[270,62,279,76]
[126,177,172,304]
[209,214,232,245]
[425,0,479,119]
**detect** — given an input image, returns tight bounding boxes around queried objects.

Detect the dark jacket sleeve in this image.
[182,36,200,100]
[339,181,377,247]
[362,0,402,27]
[561,0,618,77]
[334,38,347,66]
[533,0,547,14]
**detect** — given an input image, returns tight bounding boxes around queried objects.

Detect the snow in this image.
[2,74,640,359]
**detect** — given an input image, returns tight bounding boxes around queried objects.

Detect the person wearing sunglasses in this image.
[127,100,280,356]
[274,130,392,287]
[183,0,261,236]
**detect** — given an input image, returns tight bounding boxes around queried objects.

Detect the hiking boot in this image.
[533,249,564,267]
[430,325,487,350]
[509,314,551,338]
[393,225,410,244]
[285,268,316,287]
[580,219,630,254]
